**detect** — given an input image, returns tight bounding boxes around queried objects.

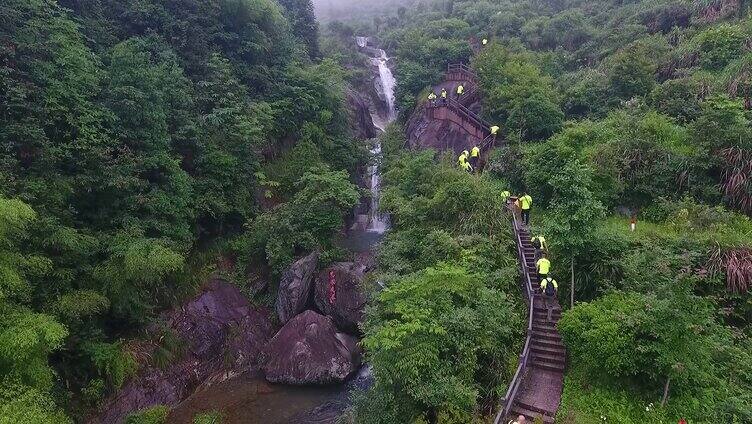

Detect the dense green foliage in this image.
[0,0,367,420]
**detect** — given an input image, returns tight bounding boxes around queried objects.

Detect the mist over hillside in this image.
[312,0,417,21]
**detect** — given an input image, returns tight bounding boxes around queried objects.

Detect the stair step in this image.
[532,359,565,372]
[517,400,558,418]
[531,344,566,356]
[533,313,562,320]
[533,309,562,317]
[532,352,566,364]
[533,306,561,318]
[510,404,555,424]
[531,338,565,350]
[532,331,562,341]
[532,324,559,334]
[532,315,561,322]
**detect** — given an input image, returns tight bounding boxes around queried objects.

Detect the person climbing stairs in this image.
[504,223,565,424]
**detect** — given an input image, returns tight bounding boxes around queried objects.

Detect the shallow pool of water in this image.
[168,371,348,424]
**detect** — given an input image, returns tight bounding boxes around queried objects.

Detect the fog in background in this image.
[312,0,418,22]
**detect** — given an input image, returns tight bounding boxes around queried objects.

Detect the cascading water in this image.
[374,50,397,122]
[358,36,396,234]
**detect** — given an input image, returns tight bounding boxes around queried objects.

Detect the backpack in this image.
[532,237,542,249]
[544,278,556,296]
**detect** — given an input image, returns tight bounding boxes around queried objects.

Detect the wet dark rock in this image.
[275,250,320,325]
[167,280,273,362]
[261,310,362,385]
[314,262,367,334]
[346,88,378,140]
[92,279,273,423]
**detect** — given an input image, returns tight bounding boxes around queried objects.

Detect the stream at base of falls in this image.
[168,37,396,424]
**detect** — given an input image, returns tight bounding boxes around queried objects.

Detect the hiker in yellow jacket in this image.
[427,92,437,106]
[490,125,500,141]
[519,192,532,225]
[500,190,511,204]
[536,253,551,281]
[540,276,559,322]
[469,145,480,171]
[532,235,548,260]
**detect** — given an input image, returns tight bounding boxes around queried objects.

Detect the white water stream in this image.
[357,36,396,234]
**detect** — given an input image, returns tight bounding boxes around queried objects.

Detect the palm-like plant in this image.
[719,146,752,214]
[708,243,752,293]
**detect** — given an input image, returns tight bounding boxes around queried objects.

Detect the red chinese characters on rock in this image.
[328,270,336,305]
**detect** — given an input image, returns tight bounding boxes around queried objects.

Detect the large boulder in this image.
[275,250,319,324]
[314,262,367,334]
[167,279,273,364]
[261,310,362,385]
[92,279,273,423]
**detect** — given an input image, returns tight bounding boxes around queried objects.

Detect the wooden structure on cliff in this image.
[425,64,497,150]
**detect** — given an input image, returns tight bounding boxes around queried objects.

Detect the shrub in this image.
[240,168,360,273]
[559,288,733,397]
[608,45,655,99]
[125,405,170,424]
[696,24,745,70]
[193,410,223,424]
[647,78,702,123]
[362,265,521,423]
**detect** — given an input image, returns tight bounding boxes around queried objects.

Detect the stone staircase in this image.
[506,226,565,423]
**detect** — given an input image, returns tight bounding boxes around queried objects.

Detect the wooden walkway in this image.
[425,64,498,150]
[494,212,565,424]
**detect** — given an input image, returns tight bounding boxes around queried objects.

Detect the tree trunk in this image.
[661,377,671,406]
[570,257,575,308]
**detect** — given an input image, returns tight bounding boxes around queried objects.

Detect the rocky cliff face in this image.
[346,88,378,140]
[406,81,484,154]
[92,280,274,423]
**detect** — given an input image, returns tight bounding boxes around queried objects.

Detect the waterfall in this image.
[367,139,388,233]
[373,50,397,122]
[356,36,396,234]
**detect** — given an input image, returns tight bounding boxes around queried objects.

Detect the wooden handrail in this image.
[426,97,490,136]
[447,63,478,81]
[494,206,536,424]
[447,97,490,131]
